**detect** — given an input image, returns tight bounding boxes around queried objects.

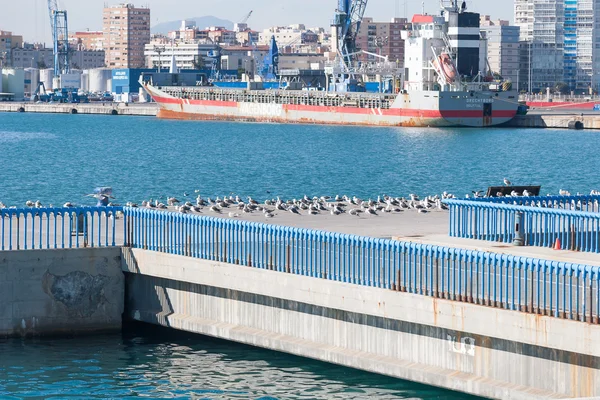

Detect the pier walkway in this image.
[1,200,600,399]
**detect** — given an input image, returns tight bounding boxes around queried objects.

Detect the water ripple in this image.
[0,130,57,143]
[0,324,477,399]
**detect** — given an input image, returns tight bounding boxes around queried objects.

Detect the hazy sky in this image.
[2,0,513,44]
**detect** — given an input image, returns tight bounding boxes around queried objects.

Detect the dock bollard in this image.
[512,211,524,246]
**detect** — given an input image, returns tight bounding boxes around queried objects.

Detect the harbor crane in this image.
[47,0,70,75]
[332,0,369,70]
[239,10,253,24]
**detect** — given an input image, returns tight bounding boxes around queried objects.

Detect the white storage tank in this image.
[24,68,40,95]
[89,68,112,93]
[3,68,25,100]
[40,68,54,90]
[80,70,90,92]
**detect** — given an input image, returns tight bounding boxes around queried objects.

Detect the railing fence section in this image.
[123,207,600,324]
[0,206,123,251]
[445,199,600,253]
[468,194,600,213]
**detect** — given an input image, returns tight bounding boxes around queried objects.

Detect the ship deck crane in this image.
[47,0,70,76]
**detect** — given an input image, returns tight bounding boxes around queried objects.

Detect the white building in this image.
[514,0,564,92]
[258,25,319,47]
[144,42,218,70]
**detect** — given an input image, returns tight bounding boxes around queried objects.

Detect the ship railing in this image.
[0,206,123,251]
[123,207,600,323]
[445,197,600,253]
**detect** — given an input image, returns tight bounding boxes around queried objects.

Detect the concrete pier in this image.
[0,102,158,116]
[4,204,600,399]
[506,111,600,129]
[123,248,600,399]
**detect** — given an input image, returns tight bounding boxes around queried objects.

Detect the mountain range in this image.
[152,16,234,34]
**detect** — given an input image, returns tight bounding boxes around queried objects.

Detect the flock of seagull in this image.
[2,179,599,220]
[120,192,453,218]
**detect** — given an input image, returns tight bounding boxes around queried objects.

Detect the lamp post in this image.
[528,41,532,94]
[154,45,165,73]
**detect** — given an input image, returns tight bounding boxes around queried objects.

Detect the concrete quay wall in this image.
[123,248,600,400]
[506,114,600,129]
[0,102,158,116]
[0,247,124,337]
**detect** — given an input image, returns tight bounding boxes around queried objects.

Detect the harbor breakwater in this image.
[1,102,599,129]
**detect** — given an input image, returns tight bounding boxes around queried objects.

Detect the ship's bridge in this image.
[401,15,446,40]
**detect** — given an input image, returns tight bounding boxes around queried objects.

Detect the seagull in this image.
[228,212,240,218]
[559,189,571,196]
[167,197,180,206]
[503,178,512,186]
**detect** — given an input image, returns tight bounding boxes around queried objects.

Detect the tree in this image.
[555,82,570,95]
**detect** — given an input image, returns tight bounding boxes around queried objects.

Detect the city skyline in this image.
[3,0,512,44]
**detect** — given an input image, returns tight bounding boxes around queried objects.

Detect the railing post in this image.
[513,211,524,246]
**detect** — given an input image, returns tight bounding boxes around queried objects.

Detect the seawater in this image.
[0,323,479,399]
[1,112,599,206]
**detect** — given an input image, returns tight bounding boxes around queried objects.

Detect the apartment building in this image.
[355,18,407,66]
[480,16,520,86]
[103,3,150,68]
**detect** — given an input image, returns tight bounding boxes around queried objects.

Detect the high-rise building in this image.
[355,17,407,66]
[515,0,564,92]
[480,16,520,86]
[564,0,600,92]
[103,3,150,68]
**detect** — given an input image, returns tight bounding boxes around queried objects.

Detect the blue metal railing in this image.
[0,206,123,250]
[468,194,600,212]
[445,199,600,252]
[123,207,600,323]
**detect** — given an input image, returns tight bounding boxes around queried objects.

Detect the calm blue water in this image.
[1,113,599,207]
[0,323,478,399]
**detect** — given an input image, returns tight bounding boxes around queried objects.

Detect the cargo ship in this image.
[142,2,519,127]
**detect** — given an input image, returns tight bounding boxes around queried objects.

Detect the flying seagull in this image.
[503,178,512,186]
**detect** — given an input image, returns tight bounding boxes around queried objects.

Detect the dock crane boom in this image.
[47,0,70,75]
[333,0,369,69]
[239,10,253,24]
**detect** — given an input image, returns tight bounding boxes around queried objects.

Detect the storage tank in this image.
[89,68,112,93]
[24,68,40,95]
[80,70,90,92]
[3,68,25,100]
[40,68,54,90]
